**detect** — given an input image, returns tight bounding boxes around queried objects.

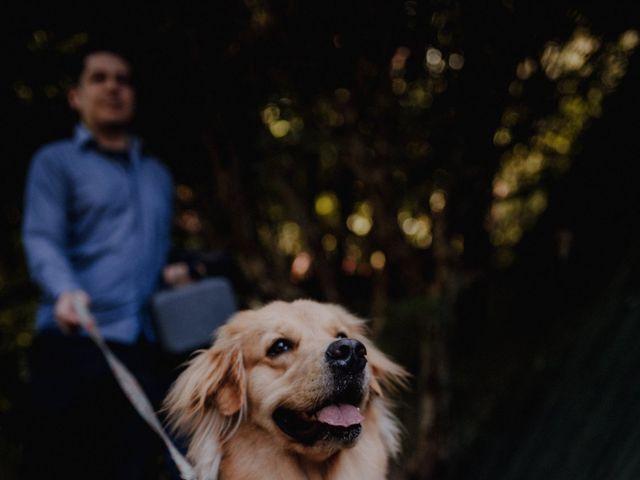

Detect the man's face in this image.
[68,52,135,131]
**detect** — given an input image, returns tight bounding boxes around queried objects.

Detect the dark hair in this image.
[69,41,135,85]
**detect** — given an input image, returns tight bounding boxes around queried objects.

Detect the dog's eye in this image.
[336,332,348,339]
[267,338,294,357]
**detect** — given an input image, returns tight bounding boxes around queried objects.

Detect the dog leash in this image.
[72,295,196,480]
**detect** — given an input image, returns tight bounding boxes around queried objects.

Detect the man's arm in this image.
[22,150,89,332]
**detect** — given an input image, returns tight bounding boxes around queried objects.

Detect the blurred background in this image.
[2,1,640,478]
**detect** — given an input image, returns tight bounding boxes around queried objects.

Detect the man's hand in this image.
[163,262,192,287]
[54,291,90,334]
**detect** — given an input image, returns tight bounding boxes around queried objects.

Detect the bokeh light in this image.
[370,250,386,270]
[290,251,312,281]
[487,27,638,250]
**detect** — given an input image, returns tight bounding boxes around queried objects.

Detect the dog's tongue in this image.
[316,404,364,427]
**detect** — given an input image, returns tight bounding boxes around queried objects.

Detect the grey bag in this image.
[151,277,237,354]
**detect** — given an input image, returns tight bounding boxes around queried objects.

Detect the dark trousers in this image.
[22,333,180,480]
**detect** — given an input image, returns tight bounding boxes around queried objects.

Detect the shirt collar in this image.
[73,123,94,148]
[73,123,142,157]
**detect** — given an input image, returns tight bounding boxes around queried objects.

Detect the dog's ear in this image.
[202,347,246,416]
[164,337,246,434]
[163,324,247,480]
[363,338,409,398]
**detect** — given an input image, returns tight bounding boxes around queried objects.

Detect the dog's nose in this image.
[325,339,367,373]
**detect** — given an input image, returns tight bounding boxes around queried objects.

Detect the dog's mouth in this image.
[273,397,364,446]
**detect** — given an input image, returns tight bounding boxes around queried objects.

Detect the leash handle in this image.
[72,295,196,480]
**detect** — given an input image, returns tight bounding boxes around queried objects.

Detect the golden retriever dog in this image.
[164,299,408,480]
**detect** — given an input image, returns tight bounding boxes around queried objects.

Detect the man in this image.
[22,47,175,479]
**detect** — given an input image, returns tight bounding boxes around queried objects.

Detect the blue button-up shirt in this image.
[22,124,174,344]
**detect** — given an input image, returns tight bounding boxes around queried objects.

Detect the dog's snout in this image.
[325,339,367,372]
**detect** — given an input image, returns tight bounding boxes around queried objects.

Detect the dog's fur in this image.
[164,300,408,480]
